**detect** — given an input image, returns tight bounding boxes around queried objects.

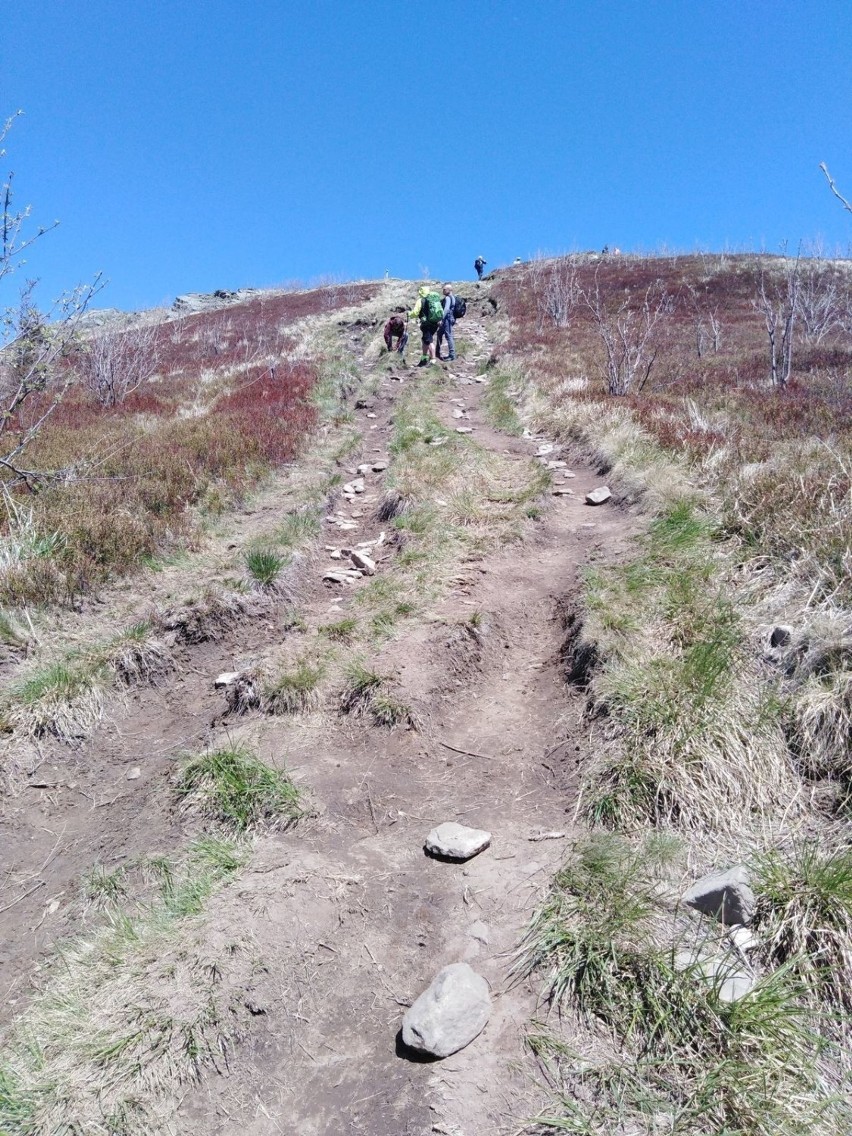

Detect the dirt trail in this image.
[1,290,636,1133]
[174,304,635,1134]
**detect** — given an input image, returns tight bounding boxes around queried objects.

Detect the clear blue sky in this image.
[3,0,852,312]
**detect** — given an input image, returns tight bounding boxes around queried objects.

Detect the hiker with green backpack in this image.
[409,285,444,367]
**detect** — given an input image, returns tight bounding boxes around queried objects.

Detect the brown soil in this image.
[0,291,638,1133]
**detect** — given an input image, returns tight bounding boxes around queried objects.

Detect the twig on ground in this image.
[438,739,494,760]
[0,879,45,913]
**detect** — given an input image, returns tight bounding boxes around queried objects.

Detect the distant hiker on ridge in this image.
[474,255,487,280]
[436,283,457,362]
[409,285,443,367]
[383,312,407,354]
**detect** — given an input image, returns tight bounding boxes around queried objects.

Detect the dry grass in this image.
[0,837,252,1136]
[1,620,170,739]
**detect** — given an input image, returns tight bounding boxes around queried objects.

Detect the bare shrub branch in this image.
[77,321,161,407]
[820,162,852,214]
[581,274,671,395]
[753,256,801,389]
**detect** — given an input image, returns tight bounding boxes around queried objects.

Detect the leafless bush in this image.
[1,115,101,486]
[540,262,580,330]
[77,322,161,406]
[684,282,722,357]
[581,275,672,395]
[753,258,800,388]
[797,248,846,345]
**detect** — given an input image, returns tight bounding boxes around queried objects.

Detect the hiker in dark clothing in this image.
[409,285,443,366]
[383,313,407,353]
[474,256,486,280]
[436,284,456,362]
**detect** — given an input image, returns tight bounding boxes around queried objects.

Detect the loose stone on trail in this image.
[682,865,755,926]
[349,550,376,575]
[401,962,491,1058]
[214,671,241,688]
[425,822,491,861]
[585,486,612,505]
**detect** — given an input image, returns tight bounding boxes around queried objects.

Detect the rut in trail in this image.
[174,298,635,1136]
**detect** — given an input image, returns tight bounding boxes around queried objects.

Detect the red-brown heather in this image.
[0,283,378,606]
[495,251,852,603]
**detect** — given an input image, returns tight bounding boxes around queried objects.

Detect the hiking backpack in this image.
[452,296,467,320]
[422,292,444,323]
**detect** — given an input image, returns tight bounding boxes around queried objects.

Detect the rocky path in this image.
[174,302,634,1134]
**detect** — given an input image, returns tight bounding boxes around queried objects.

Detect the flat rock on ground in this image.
[402,962,491,1058]
[425,822,492,861]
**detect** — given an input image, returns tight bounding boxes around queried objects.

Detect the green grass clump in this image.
[177,745,302,831]
[83,864,128,908]
[245,547,287,587]
[339,660,417,729]
[753,841,852,1013]
[318,615,358,641]
[264,656,325,714]
[274,509,321,549]
[577,500,797,831]
[482,365,524,434]
[1,621,168,739]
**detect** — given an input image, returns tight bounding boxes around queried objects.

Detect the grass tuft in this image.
[245,547,287,588]
[263,656,325,714]
[339,659,418,729]
[753,841,852,1013]
[177,745,302,831]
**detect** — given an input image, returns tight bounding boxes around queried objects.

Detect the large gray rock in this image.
[401,963,491,1057]
[682,865,755,926]
[425,822,491,861]
[585,486,612,506]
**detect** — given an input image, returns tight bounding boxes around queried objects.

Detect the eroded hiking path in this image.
[1,291,636,1135]
[173,308,634,1135]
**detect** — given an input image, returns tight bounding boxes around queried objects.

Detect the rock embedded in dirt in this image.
[401,962,491,1058]
[372,460,389,472]
[769,624,794,648]
[323,571,348,585]
[343,478,365,495]
[349,550,375,575]
[214,671,241,688]
[452,409,466,419]
[585,486,612,506]
[674,950,755,1003]
[552,487,575,496]
[126,766,141,781]
[546,459,567,469]
[536,443,555,456]
[682,865,755,926]
[357,463,372,475]
[425,822,491,861]
[455,426,473,434]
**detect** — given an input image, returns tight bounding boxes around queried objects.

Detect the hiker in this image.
[409,285,443,366]
[436,284,456,362]
[474,255,486,280]
[383,313,407,353]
